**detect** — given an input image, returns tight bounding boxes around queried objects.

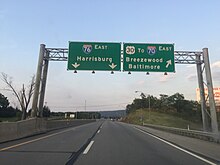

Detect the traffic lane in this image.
[75,121,211,165]
[0,122,97,149]
[0,121,102,165]
[0,121,103,165]
[0,122,101,152]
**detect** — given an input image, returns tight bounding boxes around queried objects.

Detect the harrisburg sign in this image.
[68,42,121,71]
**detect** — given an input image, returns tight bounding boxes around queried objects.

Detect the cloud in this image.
[66,94,72,99]
[186,64,196,68]
[212,61,220,69]
[159,76,168,83]
[211,62,220,84]
[159,74,174,83]
[187,74,197,81]
[212,71,220,83]
[137,80,145,85]
[185,61,220,82]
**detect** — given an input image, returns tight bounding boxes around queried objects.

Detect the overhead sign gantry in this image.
[31,42,219,137]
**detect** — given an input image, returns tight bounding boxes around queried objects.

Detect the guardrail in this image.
[143,123,220,143]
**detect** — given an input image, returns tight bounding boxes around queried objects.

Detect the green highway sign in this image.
[123,43,175,72]
[68,42,121,71]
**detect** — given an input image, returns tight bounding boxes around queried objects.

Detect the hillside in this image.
[100,110,126,118]
[123,109,203,130]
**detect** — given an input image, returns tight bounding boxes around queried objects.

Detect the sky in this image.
[0,0,220,112]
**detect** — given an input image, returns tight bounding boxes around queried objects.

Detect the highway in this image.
[0,120,216,165]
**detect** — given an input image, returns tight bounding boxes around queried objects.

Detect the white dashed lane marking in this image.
[83,141,94,154]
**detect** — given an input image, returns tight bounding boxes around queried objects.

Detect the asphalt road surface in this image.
[0,120,217,165]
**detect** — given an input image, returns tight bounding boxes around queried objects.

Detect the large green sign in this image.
[123,43,175,72]
[68,42,121,71]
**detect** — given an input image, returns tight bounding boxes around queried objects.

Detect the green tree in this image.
[0,93,9,109]
[140,92,146,99]
[167,93,185,112]
[126,92,202,124]
[128,99,143,111]
[43,106,51,117]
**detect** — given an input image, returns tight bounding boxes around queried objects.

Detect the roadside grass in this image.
[124,109,203,131]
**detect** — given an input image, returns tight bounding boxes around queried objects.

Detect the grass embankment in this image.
[123,109,203,131]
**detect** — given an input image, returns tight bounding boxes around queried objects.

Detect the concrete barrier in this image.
[0,122,17,142]
[0,118,95,143]
[0,118,46,143]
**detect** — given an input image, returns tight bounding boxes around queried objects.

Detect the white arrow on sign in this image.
[109,63,117,69]
[166,60,172,68]
[72,63,80,69]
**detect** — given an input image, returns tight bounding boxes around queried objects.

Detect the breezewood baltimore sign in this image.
[123,43,175,72]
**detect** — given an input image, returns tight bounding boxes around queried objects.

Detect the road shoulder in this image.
[124,123,220,163]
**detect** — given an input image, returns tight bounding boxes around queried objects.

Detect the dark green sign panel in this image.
[123,43,175,72]
[68,42,121,71]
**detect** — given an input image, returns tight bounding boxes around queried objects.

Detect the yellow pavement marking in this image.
[0,128,75,152]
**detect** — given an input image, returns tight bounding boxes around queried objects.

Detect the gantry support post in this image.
[196,54,210,131]
[203,48,219,134]
[38,50,49,117]
[31,44,45,117]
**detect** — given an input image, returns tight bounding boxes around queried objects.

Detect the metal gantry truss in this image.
[174,51,203,64]
[44,48,204,65]
[45,48,68,61]
[31,45,218,136]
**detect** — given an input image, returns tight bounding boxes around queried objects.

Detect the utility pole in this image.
[135,91,151,122]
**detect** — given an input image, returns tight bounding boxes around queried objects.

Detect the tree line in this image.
[0,93,21,119]
[126,92,202,122]
[0,91,100,120]
[0,92,51,120]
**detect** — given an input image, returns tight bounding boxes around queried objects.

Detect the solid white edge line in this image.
[83,141,94,154]
[134,127,217,165]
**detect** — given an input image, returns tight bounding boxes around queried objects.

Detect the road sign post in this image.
[123,43,175,72]
[68,42,121,71]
